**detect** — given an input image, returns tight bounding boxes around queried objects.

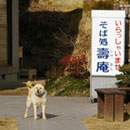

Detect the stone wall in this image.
[0,0,7,66]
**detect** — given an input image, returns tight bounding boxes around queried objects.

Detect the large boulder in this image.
[20,0,127,76]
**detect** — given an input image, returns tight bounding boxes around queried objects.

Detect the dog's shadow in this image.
[40,113,58,119]
[27,113,58,119]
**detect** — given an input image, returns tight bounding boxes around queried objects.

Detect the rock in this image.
[20,0,127,76]
[37,0,83,12]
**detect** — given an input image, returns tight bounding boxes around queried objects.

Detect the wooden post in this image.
[19,46,23,68]
[0,0,8,65]
[104,95,114,122]
[114,95,124,122]
[128,19,130,63]
[97,93,104,118]
[28,69,37,80]
[19,46,23,58]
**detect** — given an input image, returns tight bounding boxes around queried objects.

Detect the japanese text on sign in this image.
[91,10,125,76]
[114,20,122,70]
[96,21,110,73]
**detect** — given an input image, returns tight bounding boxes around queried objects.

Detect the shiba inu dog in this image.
[24,80,47,120]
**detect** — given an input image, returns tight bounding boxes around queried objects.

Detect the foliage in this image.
[45,65,64,79]
[45,75,90,96]
[116,64,130,88]
[59,50,89,77]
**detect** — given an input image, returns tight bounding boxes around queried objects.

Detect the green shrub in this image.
[45,75,90,97]
[116,64,130,88]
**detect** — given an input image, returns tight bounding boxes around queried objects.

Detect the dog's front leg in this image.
[33,105,38,120]
[24,99,31,118]
[42,104,47,120]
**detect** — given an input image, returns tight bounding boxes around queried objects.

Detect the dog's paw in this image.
[34,117,38,120]
[24,115,28,118]
[42,116,47,120]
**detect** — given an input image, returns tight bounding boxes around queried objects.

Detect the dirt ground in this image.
[0,87,28,96]
[0,79,44,96]
[0,118,17,130]
[0,79,28,96]
[82,115,130,130]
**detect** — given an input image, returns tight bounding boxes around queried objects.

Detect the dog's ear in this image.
[26,81,33,90]
[41,80,46,86]
[33,80,38,86]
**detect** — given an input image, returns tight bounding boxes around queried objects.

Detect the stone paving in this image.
[0,96,97,130]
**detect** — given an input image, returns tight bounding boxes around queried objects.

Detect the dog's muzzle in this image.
[35,91,45,97]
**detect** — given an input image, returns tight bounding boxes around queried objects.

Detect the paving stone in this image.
[0,96,97,130]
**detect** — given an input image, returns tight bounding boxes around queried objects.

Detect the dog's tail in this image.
[26,81,33,90]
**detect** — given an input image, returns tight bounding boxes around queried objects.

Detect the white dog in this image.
[24,80,47,120]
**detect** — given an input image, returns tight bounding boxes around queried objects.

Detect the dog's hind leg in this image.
[24,99,31,118]
[42,104,47,120]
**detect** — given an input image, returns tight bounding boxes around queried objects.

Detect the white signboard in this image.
[91,10,125,76]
